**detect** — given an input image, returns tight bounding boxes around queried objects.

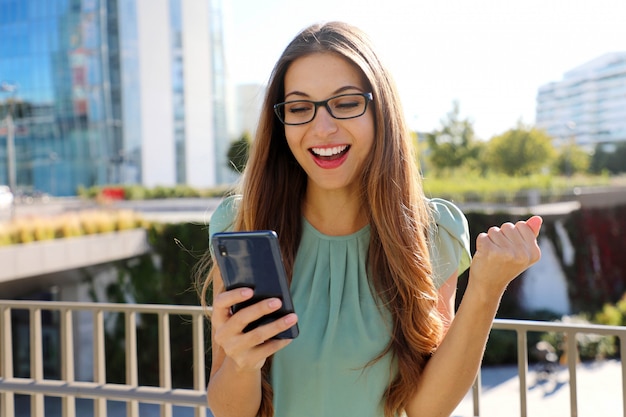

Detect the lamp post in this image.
[1,81,17,193]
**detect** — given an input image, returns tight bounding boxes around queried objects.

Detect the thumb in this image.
[526,215,543,237]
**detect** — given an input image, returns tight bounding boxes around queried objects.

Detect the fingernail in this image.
[268,298,281,308]
[284,314,297,325]
[241,288,253,297]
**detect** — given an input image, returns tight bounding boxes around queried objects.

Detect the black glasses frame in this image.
[273,92,373,126]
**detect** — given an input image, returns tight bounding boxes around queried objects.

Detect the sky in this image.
[221,0,626,140]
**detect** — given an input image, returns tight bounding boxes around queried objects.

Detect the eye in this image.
[330,95,364,112]
[286,101,314,115]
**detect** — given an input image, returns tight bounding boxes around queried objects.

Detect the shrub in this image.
[594,293,626,327]
[32,218,56,241]
[0,210,146,246]
[56,213,84,238]
[0,223,13,245]
[541,314,619,362]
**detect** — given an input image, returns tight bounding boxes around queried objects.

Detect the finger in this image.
[512,220,540,243]
[212,287,254,323]
[499,220,541,251]
[228,297,283,330]
[475,231,493,253]
[526,215,543,237]
[229,298,297,340]
[238,313,299,351]
[252,338,293,359]
[219,311,298,363]
[486,223,515,247]
[232,338,294,371]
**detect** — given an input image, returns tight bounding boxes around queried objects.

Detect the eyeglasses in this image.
[274,92,373,125]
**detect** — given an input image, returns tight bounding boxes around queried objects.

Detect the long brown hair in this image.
[200,21,442,417]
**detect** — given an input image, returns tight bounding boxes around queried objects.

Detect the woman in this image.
[200,21,542,417]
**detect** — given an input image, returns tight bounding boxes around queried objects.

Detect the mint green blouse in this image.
[209,196,471,417]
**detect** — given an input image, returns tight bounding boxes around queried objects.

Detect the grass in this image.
[422,172,621,204]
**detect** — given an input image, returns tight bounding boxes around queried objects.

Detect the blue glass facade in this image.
[170,0,186,184]
[0,0,227,195]
[0,0,124,195]
[208,0,230,185]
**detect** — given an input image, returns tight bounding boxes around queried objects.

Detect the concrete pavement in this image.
[453,360,623,417]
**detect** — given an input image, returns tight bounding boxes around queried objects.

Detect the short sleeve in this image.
[208,195,240,255]
[428,198,471,289]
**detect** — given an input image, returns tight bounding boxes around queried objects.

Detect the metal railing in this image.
[0,300,210,417]
[470,319,626,417]
[0,300,625,417]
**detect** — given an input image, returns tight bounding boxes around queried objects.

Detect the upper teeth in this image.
[311,145,348,157]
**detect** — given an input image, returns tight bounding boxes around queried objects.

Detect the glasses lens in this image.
[327,94,367,119]
[275,93,371,125]
[280,101,316,125]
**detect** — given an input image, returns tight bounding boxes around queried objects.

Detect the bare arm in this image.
[406,216,543,417]
[436,272,458,333]
[207,271,298,417]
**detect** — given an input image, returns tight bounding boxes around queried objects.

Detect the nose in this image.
[309,105,338,135]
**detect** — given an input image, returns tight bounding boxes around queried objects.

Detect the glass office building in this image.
[536,52,626,150]
[0,0,229,196]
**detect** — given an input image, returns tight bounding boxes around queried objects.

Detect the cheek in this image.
[356,119,376,153]
[284,129,306,157]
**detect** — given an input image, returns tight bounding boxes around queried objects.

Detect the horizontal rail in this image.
[0,378,207,406]
[0,299,211,316]
[493,318,626,336]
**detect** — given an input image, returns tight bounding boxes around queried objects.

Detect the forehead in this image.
[284,52,366,97]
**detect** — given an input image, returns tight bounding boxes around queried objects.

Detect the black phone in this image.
[211,230,299,339]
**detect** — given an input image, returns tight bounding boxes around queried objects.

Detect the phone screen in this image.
[211,230,299,339]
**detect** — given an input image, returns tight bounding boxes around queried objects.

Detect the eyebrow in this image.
[284,85,364,100]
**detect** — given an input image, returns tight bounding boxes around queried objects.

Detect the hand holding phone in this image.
[211,230,299,339]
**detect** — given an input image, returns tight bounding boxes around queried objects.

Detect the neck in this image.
[302,187,368,236]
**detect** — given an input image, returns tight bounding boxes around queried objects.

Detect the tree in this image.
[484,124,555,176]
[425,101,482,174]
[553,143,590,175]
[590,142,626,174]
[227,131,252,174]
[590,144,611,174]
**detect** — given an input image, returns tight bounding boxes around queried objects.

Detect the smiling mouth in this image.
[309,145,350,160]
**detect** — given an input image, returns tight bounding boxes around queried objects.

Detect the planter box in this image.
[0,229,150,284]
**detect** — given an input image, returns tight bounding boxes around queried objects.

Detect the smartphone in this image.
[211,230,299,339]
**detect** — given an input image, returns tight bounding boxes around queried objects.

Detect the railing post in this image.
[0,306,15,417]
[60,308,76,417]
[93,309,107,417]
[472,370,481,417]
[126,311,139,417]
[159,312,172,417]
[621,335,626,417]
[193,312,207,417]
[566,329,579,417]
[516,329,529,417]
[30,307,44,416]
